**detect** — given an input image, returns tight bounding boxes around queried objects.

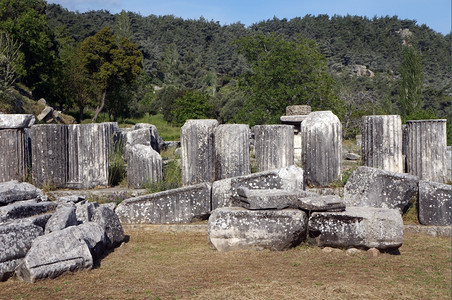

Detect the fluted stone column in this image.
[0,129,27,182]
[301,111,342,186]
[29,124,68,187]
[406,119,448,183]
[361,115,403,173]
[253,125,294,172]
[126,145,162,188]
[214,124,250,180]
[181,119,219,186]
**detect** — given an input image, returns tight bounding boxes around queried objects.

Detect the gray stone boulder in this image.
[343,166,419,213]
[16,226,93,283]
[418,180,451,226]
[75,201,99,224]
[92,206,124,248]
[0,199,57,222]
[77,222,108,260]
[131,123,163,152]
[56,195,86,206]
[0,180,46,205]
[44,206,78,234]
[0,220,43,281]
[308,207,404,250]
[0,114,35,129]
[298,195,345,212]
[212,165,304,210]
[116,183,211,224]
[236,187,313,210]
[208,207,307,251]
[126,144,163,189]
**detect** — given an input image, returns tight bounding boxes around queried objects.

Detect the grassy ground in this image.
[1,231,450,300]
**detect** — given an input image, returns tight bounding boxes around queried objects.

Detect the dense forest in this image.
[0,1,450,138]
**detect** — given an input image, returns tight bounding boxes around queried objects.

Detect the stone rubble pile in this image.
[0,180,124,282]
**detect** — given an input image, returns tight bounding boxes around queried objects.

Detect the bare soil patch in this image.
[1,230,450,300]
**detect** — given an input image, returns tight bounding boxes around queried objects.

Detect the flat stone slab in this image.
[208,207,307,251]
[343,166,419,212]
[280,115,309,124]
[44,206,78,234]
[0,200,57,223]
[0,114,35,129]
[236,187,305,210]
[418,180,451,226]
[298,195,345,212]
[308,207,404,250]
[0,180,45,205]
[116,183,212,224]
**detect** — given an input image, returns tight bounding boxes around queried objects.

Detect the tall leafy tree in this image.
[79,27,142,121]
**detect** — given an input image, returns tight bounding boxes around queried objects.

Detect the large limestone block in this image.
[44,206,78,234]
[0,220,43,281]
[308,207,404,250]
[116,183,211,224]
[253,125,294,172]
[0,199,57,223]
[301,111,342,186]
[0,114,35,129]
[208,207,307,251]
[344,166,418,213]
[214,124,250,180]
[0,180,45,205]
[92,205,124,248]
[77,222,108,259]
[181,119,219,185]
[361,115,403,172]
[131,123,163,152]
[211,165,304,210]
[15,226,93,283]
[29,124,68,187]
[0,129,27,182]
[237,187,307,210]
[75,201,98,224]
[126,144,162,188]
[418,180,451,226]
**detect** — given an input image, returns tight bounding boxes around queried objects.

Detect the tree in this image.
[79,27,142,121]
[234,35,344,125]
[0,31,21,92]
[171,90,213,126]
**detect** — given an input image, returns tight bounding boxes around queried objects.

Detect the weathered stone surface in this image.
[37,106,53,122]
[0,180,45,205]
[77,222,107,260]
[0,199,57,222]
[362,115,403,173]
[208,207,307,251]
[0,129,27,182]
[253,125,294,172]
[131,123,163,152]
[122,128,152,154]
[301,111,342,186]
[56,195,85,205]
[308,207,404,250]
[0,114,35,129]
[212,165,304,210]
[280,115,308,124]
[44,206,77,234]
[29,124,68,187]
[214,124,250,180]
[16,226,93,283]
[92,206,124,248]
[126,144,163,189]
[344,166,418,213]
[406,119,448,183]
[285,105,311,116]
[116,183,212,224]
[344,152,361,161]
[0,220,43,281]
[75,201,98,224]
[237,187,303,210]
[418,180,451,226]
[298,195,345,212]
[181,119,218,186]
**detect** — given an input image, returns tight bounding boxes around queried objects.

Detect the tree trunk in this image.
[92,90,106,122]
[78,105,84,123]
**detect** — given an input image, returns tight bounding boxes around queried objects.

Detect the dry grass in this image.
[1,231,450,300]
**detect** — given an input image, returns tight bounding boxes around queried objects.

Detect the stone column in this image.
[29,124,68,187]
[214,124,250,180]
[0,129,27,182]
[301,111,342,186]
[126,145,162,188]
[361,115,403,173]
[253,125,294,172]
[181,119,219,186]
[406,119,448,183]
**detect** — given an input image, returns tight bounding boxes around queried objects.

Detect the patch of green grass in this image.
[144,160,182,194]
[124,113,181,141]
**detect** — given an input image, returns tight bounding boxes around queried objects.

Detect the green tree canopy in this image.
[171,90,213,126]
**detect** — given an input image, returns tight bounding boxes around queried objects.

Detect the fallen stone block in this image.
[116,183,212,224]
[75,201,98,224]
[0,220,43,281]
[0,199,57,222]
[212,165,304,210]
[0,114,35,129]
[126,144,163,189]
[44,206,78,234]
[0,180,45,205]
[77,222,107,260]
[16,226,93,283]
[56,195,86,206]
[92,206,124,248]
[308,207,404,250]
[298,195,345,212]
[208,207,307,251]
[131,123,163,152]
[236,187,314,210]
[343,166,418,212]
[418,180,451,226]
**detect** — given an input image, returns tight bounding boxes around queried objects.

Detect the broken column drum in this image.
[126,144,162,189]
[214,124,250,180]
[406,119,448,183]
[301,111,342,187]
[29,124,68,187]
[361,115,403,173]
[0,129,27,182]
[181,119,219,186]
[253,125,294,172]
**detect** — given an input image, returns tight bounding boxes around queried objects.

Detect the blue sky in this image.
[48,0,451,35]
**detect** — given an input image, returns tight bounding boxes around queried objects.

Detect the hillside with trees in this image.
[1,1,450,139]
